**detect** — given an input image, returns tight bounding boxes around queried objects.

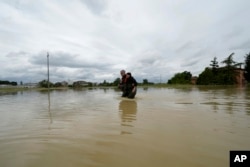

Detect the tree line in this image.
[37,78,154,88]
[3,52,250,88]
[0,80,18,86]
[168,52,250,85]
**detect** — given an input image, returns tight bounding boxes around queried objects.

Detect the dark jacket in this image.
[126,76,137,90]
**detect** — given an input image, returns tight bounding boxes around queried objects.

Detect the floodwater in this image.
[0,86,250,167]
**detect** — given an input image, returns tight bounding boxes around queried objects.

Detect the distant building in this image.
[23,83,38,88]
[54,81,68,87]
[191,76,198,85]
[61,81,68,87]
[234,68,246,85]
[195,67,246,85]
[73,81,89,87]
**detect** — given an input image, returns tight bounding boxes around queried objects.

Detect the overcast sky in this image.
[1,0,250,83]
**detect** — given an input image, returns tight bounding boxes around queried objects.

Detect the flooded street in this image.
[0,86,250,167]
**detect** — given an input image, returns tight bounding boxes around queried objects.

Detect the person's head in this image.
[120,70,126,76]
[126,72,132,78]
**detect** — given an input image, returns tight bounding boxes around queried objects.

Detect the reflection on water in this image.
[47,91,52,124]
[119,100,137,134]
[0,91,18,96]
[0,87,250,167]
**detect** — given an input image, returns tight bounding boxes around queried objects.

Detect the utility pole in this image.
[47,52,50,89]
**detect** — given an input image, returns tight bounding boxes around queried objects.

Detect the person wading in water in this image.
[123,72,137,99]
[118,69,127,95]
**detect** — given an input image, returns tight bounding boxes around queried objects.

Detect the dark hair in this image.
[127,72,131,76]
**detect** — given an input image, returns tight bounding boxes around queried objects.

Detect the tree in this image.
[244,52,250,82]
[210,57,219,73]
[54,82,63,87]
[99,80,112,86]
[221,52,236,68]
[143,79,149,85]
[10,82,17,86]
[196,68,213,85]
[0,80,10,85]
[197,53,244,85]
[103,80,108,86]
[168,71,192,84]
[0,80,17,86]
[38,80,53,88]
[221,53,237,84]
[113,78,120,86]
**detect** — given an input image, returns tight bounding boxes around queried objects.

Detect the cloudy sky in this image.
[1,0,250,83]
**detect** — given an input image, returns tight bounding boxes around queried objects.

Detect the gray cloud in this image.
[30,51,112,70]
[1,0,250,83]
[80,0,107,15]
[175,41,194,53]
[230,40,250,50]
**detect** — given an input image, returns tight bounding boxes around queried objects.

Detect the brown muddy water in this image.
[0,86,250,167]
